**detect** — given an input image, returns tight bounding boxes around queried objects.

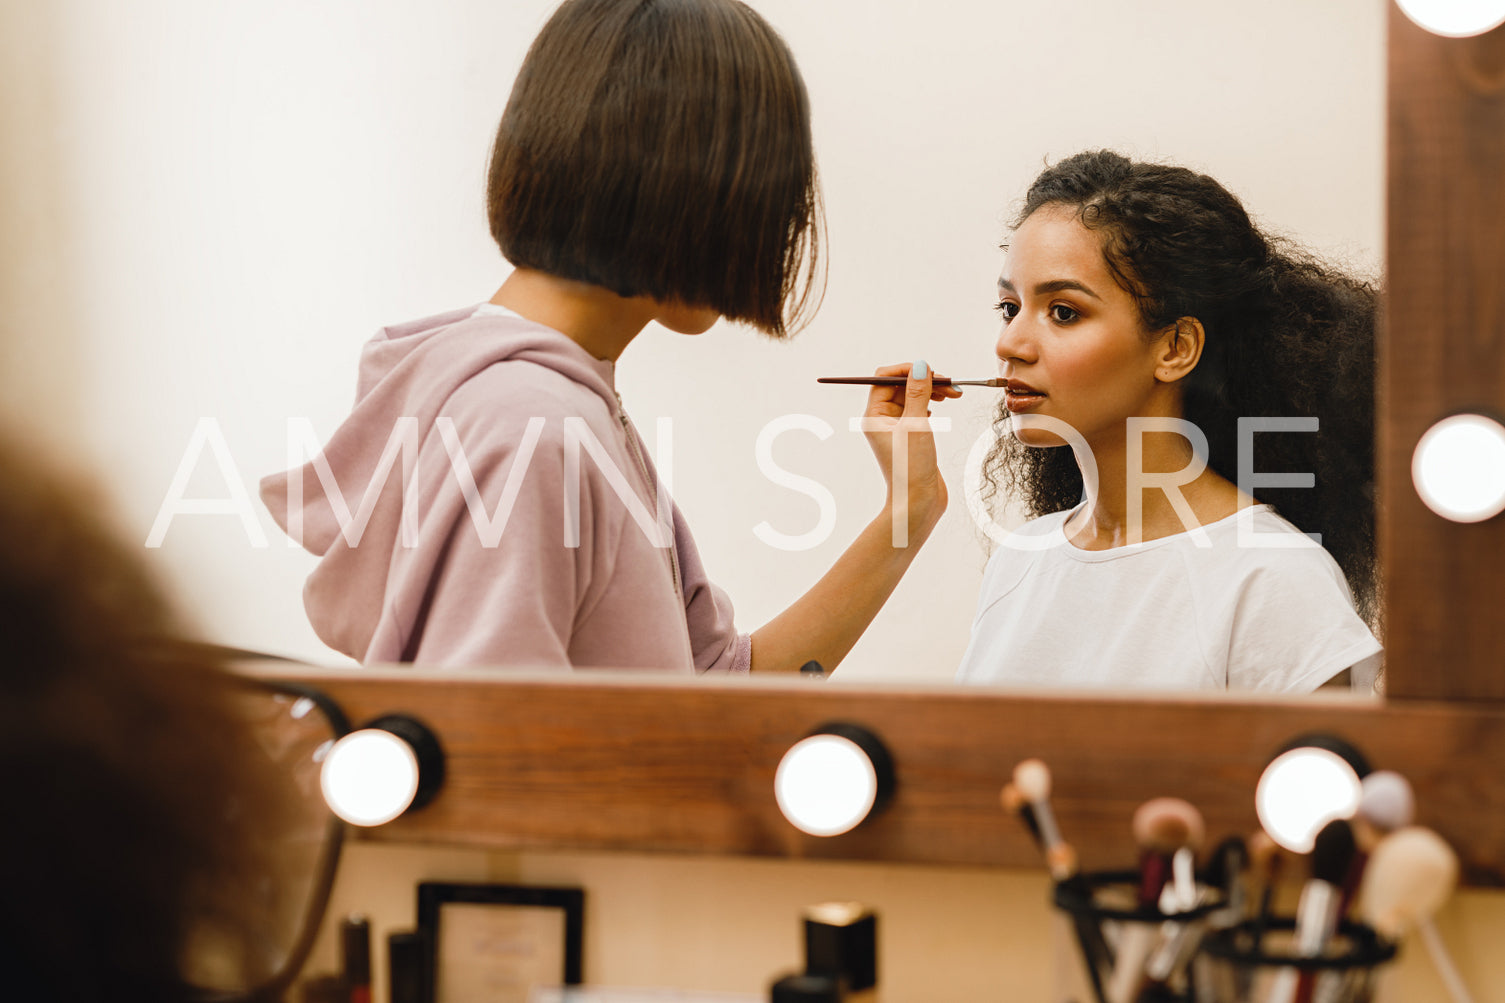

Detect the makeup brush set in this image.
[1002,756,1471,1003]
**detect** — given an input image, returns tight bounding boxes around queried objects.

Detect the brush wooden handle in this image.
[817,375,954,386]
[818,376,1005,387]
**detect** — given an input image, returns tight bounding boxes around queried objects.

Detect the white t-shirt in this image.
[954,504,1382,693]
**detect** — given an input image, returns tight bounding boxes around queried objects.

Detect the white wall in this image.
[0,0,1384,676]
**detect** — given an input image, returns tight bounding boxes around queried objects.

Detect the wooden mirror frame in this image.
[262,8,1505,886]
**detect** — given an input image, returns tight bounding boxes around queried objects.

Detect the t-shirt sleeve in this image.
[671,503,750,675]
[1223,548,1383,693]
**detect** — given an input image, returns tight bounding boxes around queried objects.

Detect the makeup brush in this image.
[817,376,1006,387]
[1228,831,1282,1002]
[1164,838,1247,1003]
[999,782,1044,848]
[1204,836,1249,930]
[1106,799,1206,1003]
[1000,778,1109,1003]
[1266,818,1358,1003]
[1001,776,1088,886]
[1011,759,1076,881]
[1303,787,1407,1003]
[1360,826,1470,1003]
[1001,781,1081,877]
[1337,770,1414,923]
[1132,798,1206,909]
[1141,846,1213,989]
[1360,826,1457,938]
[1246,830,1283,951]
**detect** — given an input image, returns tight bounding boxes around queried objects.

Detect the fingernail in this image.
[913,359,928,380]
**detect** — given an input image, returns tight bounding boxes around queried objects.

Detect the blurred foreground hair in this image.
[0,434,296,1003]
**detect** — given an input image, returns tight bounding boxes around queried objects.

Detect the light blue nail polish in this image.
[913,359,928,380]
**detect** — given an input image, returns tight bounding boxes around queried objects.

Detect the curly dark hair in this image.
[982,150,1379,626]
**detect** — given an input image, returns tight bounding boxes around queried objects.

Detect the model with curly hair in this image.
[957,150,1380,693]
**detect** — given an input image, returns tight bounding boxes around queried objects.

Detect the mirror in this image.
[183,676,349,1001]
[0,0,1384,691]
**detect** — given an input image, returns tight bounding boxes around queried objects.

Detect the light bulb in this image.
[1412,413,1505,522]
[1256,747,1363,853]
[320,728,421,827]
[775,732,885,837]
[1395,0,1505,37]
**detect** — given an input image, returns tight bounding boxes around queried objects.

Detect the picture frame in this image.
[418,882,584,1003]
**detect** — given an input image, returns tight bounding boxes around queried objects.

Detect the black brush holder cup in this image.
[1053,869,1228,1003]
[1196,917,1397,1003]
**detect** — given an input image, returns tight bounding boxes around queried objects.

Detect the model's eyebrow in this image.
[996,277,1103,302]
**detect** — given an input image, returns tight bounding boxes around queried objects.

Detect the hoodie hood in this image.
[259,304,620,657]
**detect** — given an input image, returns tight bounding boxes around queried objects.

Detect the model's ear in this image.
[1153,317,1205,383]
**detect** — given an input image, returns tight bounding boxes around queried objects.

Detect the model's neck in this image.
[1067,419,1245,549]
[490,268,656,362]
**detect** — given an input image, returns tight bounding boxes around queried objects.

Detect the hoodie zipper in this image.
[614,392,684,606]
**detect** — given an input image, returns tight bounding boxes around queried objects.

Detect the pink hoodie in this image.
[260,304,750,673]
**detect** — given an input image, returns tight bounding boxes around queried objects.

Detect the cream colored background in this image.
[0,0,1383,681]
[10,2,1495,1000]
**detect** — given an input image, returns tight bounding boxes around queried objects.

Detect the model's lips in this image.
[1004,379,1046,413]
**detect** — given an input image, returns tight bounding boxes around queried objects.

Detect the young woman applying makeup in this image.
[956,150,1381,693]
[261,0,958,674]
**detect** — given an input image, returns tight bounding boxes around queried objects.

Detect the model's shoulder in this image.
[1194,506,1349,587]
[1231,506,1331,555]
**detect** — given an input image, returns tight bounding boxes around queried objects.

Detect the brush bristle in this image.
[1013,759,1051,801]
[1359,771,1415,833]
[1359,826,1458,940]
[1312,818,1358,885]
[1132,797,1205,853]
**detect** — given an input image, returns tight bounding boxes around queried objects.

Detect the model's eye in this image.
[994,300,1019,321]
[1050,304,1079,323]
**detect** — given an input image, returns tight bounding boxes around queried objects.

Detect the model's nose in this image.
[995,315,1035,365]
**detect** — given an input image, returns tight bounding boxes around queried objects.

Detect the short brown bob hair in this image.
[486,0,823,337]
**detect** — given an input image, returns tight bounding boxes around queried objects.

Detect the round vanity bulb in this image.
[1412,413,1505,522]
[776,732,885,837]
[1256,747,1364,853]
[1395,0,1505,37]
[320,728,421,827]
